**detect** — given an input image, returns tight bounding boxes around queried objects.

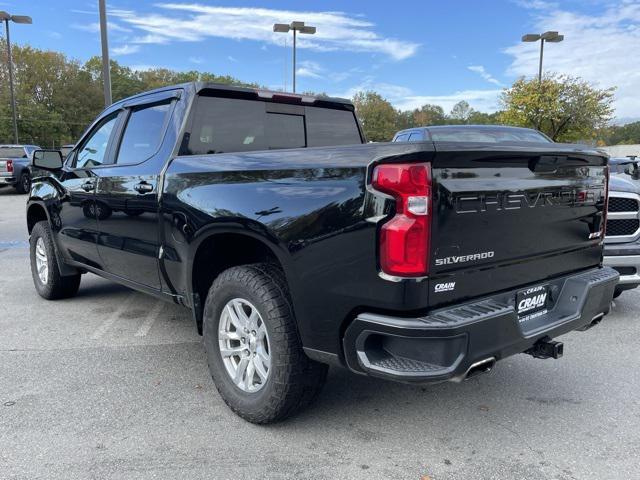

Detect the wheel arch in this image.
[188,227,295,334]
[26,202,50,234]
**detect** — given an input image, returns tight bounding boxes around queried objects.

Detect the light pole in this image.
[98,0,112,106]
[522,31,564,83]
[273,21,316,93]
[0,11,32,144]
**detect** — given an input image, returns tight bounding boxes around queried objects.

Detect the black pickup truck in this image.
[27,83,618,423]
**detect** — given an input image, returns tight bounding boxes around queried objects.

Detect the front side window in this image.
[75,115,118,168]
[394,134,409,142]
[116,102,171,165]
[408,132,423,142]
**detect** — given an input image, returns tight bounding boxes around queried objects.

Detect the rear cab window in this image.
[0,147,28,158]
[185,94,362,155]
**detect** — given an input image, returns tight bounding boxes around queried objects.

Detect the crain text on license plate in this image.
[516,285,549,323]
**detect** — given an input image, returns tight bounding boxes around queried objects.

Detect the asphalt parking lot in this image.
[1,187,639,480]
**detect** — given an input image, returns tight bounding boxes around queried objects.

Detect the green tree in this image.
[499,73,615,142]
[0,41,259,146]
[467,110,501,125]
[449,100,474,124]
[84,56,145,101]
[352,91,398,142]
[598,121,640,145]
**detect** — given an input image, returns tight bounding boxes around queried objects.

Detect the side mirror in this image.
[624,162,640,180]
[32,149,63,171]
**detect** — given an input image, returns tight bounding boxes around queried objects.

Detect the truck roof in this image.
[110,81,354,110]
[396,124,548,136]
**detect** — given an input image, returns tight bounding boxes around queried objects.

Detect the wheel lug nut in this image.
[251,330,256,336]
[243,350,250,357]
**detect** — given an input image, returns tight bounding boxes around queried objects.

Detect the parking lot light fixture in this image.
[1,11,33,144]
[522,31,564,83]
[273,21,317,93]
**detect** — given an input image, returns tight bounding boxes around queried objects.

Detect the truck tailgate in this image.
[428,143,608,307]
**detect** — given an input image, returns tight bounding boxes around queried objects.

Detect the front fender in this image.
[27,178,79,276]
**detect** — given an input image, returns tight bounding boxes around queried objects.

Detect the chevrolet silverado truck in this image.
[0,144,40,193]
[604,157,640,297]
[26,83,617,423]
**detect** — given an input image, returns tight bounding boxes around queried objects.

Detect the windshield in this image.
[428,127,552,143]
[0,147,27,158]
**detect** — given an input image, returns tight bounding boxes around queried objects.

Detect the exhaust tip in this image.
[464,357,496,380]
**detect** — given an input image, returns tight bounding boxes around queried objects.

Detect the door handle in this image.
[81,181,95,192]
[134,181,154,194]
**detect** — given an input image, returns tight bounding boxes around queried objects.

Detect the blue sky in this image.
[2,0,639,119]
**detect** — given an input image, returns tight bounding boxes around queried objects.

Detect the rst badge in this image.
[516,285,549,322]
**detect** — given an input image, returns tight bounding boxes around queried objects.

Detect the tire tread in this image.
[204,263,327,423]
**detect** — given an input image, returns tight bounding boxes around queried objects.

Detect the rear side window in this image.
[408,132,423,142]
[186,96,361,155]
[116,102,171,165]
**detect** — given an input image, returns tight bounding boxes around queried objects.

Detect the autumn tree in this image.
[499,74,615,142]
[352,91,398,142]
[412,104,446,127]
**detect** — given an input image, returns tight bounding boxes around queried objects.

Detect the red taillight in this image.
[6,159,13,173]
[372,162,432,277]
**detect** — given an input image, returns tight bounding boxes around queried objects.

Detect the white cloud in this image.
[108,4,419,61]
[296,60,323,79]
[129,64,160,71]
[112,44,140,55]
[512,0,558,10]
[333,77,502,113]
[395,89,504,113]
[72,21,132,34]
[227,56,239,63]
[505,1,640,118]
[189,56,204,64]
[468,65,504,86]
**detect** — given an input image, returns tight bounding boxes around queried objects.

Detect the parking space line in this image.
[90,292,138,340]
[134,300,165,337]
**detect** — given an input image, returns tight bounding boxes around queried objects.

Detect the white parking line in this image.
[90,292,138,340]
[134,300,165,337]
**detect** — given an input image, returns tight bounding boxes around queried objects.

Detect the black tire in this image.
[203,263,328,424]
[15,171,30,194]
[30,221,81,300]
